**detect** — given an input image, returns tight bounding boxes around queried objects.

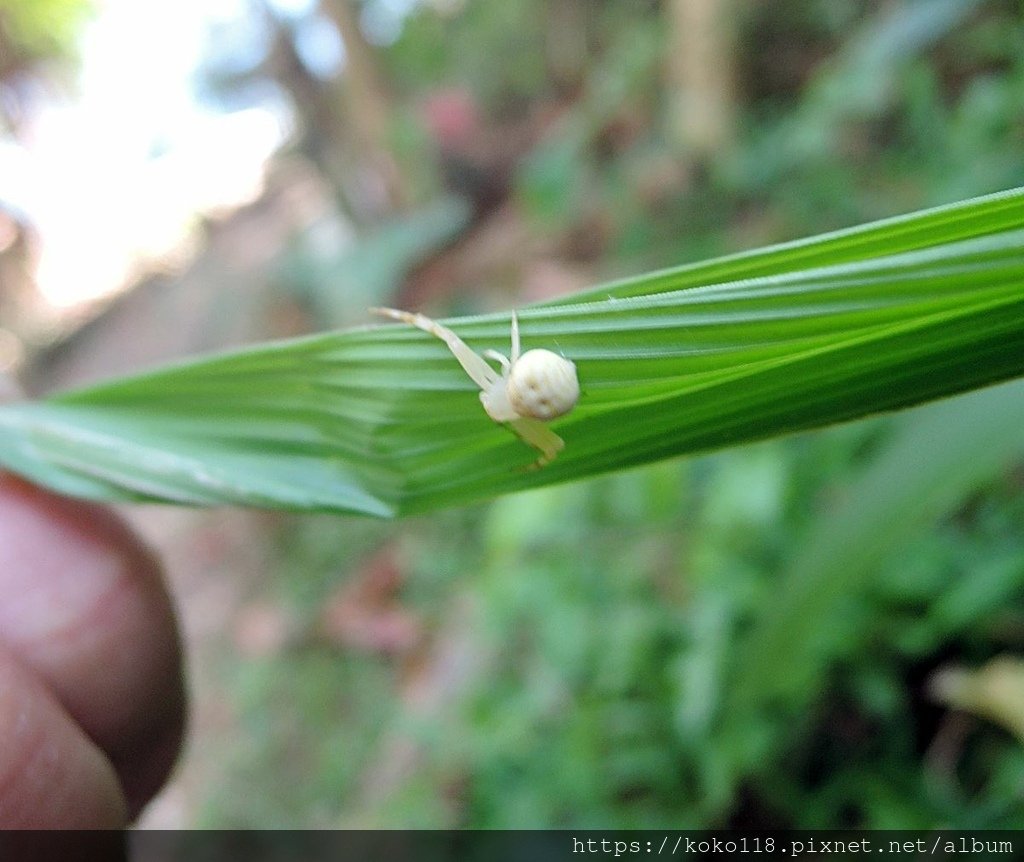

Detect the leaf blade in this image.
[2,187,1024,516]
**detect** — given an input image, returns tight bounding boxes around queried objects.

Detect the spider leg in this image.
[508,416,565,470]
[510,311,521,363]
[371,307,500,390]
[483,349,510,371]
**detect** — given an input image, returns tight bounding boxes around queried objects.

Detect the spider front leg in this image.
[370,307,500,390]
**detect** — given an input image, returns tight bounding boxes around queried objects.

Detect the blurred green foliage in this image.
[0,0,93,133]
[380,0,1024,272]
[183,0,1024,830]
[199,388,1024,827]
[0,0,982,830]
[0,0,92,64]
[2,0,1022,829]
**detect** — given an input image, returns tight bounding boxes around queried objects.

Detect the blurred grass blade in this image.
[723,376,1024,770]
[1,187,1024,516]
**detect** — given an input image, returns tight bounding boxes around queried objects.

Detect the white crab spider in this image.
[371,307,579,468]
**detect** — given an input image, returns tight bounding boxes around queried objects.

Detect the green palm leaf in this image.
[2,187,1023,517]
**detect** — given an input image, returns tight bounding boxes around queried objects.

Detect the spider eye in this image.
[507,349,579,420]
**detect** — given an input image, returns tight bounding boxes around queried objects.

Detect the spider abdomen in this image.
[507,349,579,421]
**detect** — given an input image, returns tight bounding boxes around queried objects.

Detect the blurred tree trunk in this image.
[260,14,361,221]
[546,0,589,97]
[258,0,410,223]
[664,0,737,166]
[320,0,410,213]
